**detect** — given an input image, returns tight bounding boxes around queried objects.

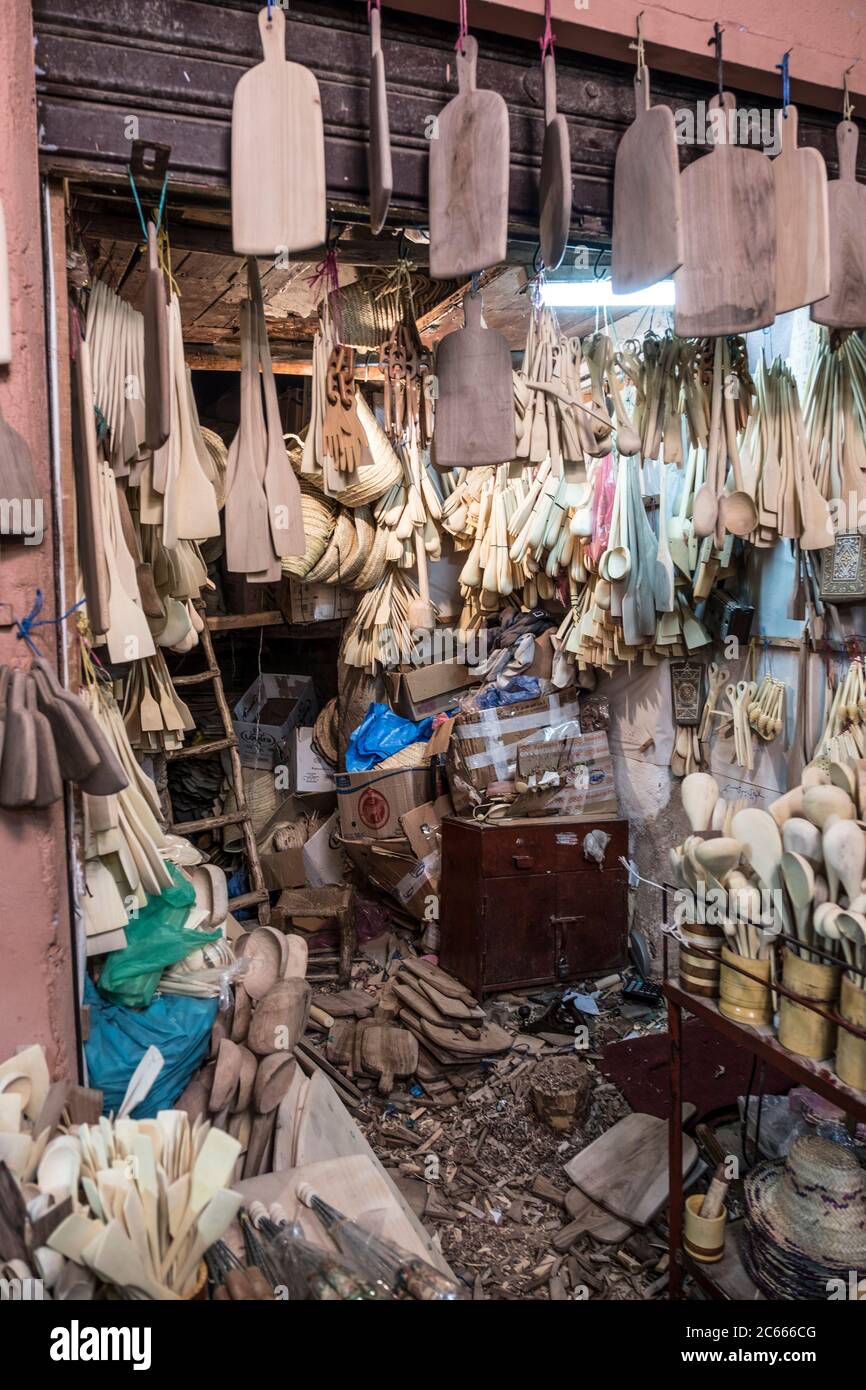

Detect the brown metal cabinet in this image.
[439,817,629,998]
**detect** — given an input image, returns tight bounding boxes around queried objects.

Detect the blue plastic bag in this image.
[83,977,217,1118]
[346,702,433,772]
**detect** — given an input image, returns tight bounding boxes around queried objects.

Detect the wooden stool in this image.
[273,884,356,986]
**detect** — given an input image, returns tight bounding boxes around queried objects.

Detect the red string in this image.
[307,249,344,340]
[455,0,469,54]
[367,0,381,18]
[539,0,555,61]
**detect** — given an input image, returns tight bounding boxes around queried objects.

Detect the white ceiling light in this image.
[541,278,676,309]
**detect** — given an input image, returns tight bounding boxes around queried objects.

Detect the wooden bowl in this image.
[248,979,311,1057]
[210,1038,243,1112]
[232,1046,258,1114]
[236,929,283,1001]
[253,1054,297,1114]
[230,984,252,1043]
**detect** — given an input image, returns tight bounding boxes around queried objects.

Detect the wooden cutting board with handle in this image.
[612,65,683,292]
[811,120,866,328]
[231,5,326,256]
[772,106,830,312]
[143,221,169,451]
[564,1112,697,1227]
[433,292,516,469]
[368,5,392,234]
[429,35,509,279]
[539,52,571,271]
[675,92,776,336]
[360,1025,418,1094]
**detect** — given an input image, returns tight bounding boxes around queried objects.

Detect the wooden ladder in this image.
[164,610,270,925]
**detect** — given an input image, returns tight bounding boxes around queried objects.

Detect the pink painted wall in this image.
[388,0,866,110]
[0,1,78,1076]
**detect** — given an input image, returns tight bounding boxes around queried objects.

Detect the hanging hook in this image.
[592,246,606,280]
[843,64,857,122]
[455,0,468,56]
[628,11,646,71]
[708,22,724,100]
[539,0,555,63]
[776,50,791,117]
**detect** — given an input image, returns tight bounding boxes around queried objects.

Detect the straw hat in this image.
[312,698,339,768]
[375,741,431,771]
[744,1136,866,1297]
[281,480,336,578]
[200,427,228,508]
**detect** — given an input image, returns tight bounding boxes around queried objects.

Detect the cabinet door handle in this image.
[557,953,569,973]
[512,853,533,869]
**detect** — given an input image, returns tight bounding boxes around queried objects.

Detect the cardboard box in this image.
[510,728,618,820]
[260,846,306,893]
[287,579,356,624]
[290,726,335,794]
[385,659,476,721]
[233,673,317,770]
[447,688,584,814]
[340,837,438,922]
[303,812,346,887]
[335,765,435,840]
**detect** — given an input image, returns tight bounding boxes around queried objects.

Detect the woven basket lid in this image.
[745,1136,866,1269]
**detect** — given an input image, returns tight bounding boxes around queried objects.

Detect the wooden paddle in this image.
[429,35,509,279]
[811,121,866,329]
[368,5,392,234]
[0,669,37,808]
[612,65,683,292]
[72,337,111,635]
[433,292,516,469]
[25,675,63,808]
[143,222,170,451]
[231,5,326,256]
[539,53,571,271]
[224,300,279,578]
[772,106,830,313]
[675,92,776,336]
[249,260,305,558]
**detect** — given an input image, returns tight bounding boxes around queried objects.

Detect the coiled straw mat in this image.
[284,394,401,508]
[281,479,337,579]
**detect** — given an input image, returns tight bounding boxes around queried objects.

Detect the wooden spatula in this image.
[433,292,515,469]
[249,260,305,558]
[72,337,111,635]
[30,666,99,784]
[539,53,571,271]
[143,221,170,451]
[32,657,127,795]
[612,65,683,293]
[429,35,509,279]
[772,105,830,313]
[224,300,279,579]
[811,120,866,329]
[25,674,63,808]
[231,5,326,255]
[368,5,393,234]
[675,92,776,336]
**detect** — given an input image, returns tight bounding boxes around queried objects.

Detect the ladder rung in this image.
[165,736,237,761]
[228,890,270,911]
[170,809,252,834]
[171,669,221,687]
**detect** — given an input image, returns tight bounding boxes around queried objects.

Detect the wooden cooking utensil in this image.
[73,337,111,635]
[25,675,62,808]
[675,93,776,336]
[433,292,515,469]
[612,64,683,292]
[33,657,127,796]
[822,819,866,903]
[680,772,719,832]
[811,120,866,329]
[224,301,278,578]
[142,222,170,452]
[538,52,571,271]
[368,4,392,234]
[30,666,99,784]
[772,105,830,313]
[249,260,305,558]
[231,5,325,255]
[429,35,509,279]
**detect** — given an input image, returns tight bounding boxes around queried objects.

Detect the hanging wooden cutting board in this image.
[368,6,392,235]
[538,53,571,271]
[231,6,326,256]
[433,292,516,469]
[772,106,830,313]
[564,1112,697,1227]
[612,66,683,293]
[811,120,866,329]
[429,35,509,280]
[675,92,776,336]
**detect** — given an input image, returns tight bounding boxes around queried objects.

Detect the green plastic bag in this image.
[96,865,222,1010]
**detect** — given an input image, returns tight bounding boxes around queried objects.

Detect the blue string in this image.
[14,590,86,656]
[267,0,272,19]
[776,52,791,116]
[127,168,169,239]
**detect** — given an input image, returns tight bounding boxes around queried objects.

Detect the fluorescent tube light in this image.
[541,279,676,308]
